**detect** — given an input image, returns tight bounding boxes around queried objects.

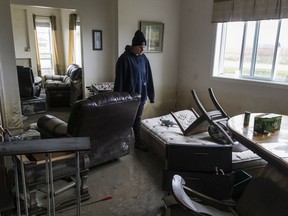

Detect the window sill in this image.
[212,75,288,90]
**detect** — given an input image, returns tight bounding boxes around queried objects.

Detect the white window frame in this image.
[35,16,54,76]
[75,20,82,66]
[213,19,288,87]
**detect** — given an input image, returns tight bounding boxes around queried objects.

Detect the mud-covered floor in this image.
[22,106,167,216]
[57,146,166,216]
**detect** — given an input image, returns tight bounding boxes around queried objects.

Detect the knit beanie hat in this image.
[132,30,146,46]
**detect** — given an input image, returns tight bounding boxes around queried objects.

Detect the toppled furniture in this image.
[44,64,83,107]
[0,137,91,216]
[141,110,272,198]
[169,165,288,216]
[191,88,247,148]
[37,91,141,168]
[142,110,267,173]
[163,142,235,200]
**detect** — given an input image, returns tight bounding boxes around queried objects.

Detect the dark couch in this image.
[37,91,141,168]
[44,64,82,107]
[17,66,42,99]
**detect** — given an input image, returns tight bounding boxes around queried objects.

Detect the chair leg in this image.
[208,88,229,118]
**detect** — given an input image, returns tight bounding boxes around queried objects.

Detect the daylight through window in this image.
[214,19,288,84]
[75,20,82,66]
[35,17,54,76]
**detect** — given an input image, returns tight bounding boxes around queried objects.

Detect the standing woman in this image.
[114,30,155,151]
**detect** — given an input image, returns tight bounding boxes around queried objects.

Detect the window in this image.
[35,17,54,76]
[214,19,288,84]
[75,20,82,66]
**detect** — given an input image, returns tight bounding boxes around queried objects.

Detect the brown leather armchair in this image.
[37,91,141,168]
[44,64,83,107]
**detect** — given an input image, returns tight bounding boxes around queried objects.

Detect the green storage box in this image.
[254,113,282,133]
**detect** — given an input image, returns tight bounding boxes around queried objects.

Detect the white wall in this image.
[3,0,181,131]
[11,5,70,74]
[177,0,288,116]
[78,0,116,90]
[11,6,30,59]
[0,0,22,131]
[4,0,286,132]
[10,0,116,92]
[118,0,181,118]
[0,0,117,131]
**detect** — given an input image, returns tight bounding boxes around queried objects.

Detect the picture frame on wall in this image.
[92,30,102,50]
[140,21,164,52]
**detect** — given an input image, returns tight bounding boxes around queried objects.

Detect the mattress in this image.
[141,110,267,175]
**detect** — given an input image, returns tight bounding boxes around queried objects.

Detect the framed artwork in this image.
[92,30,102,50]
[140,21,164,52]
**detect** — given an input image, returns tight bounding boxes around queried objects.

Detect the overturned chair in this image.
[37,91,141,168]
[167,170,288,216]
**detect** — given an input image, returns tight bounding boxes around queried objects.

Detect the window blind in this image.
[212,0,288,23]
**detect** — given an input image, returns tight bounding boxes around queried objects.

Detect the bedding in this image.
[141,110,268,175]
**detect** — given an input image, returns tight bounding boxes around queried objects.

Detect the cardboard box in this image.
[21,97,46,116]
[254,113,282,133]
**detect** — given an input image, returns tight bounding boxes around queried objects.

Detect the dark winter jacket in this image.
[114,45,155,104]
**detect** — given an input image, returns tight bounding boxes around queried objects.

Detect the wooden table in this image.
[227,113,288,173]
